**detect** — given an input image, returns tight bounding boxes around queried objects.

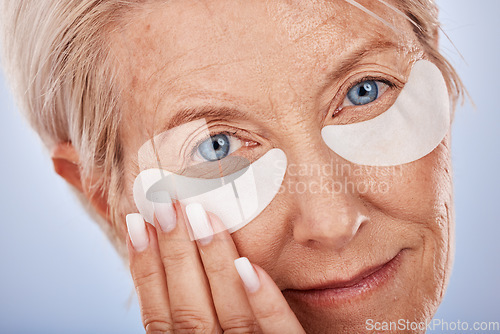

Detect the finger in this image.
[191,206,260,333]
[234,257,306,334]
[153,201,220,333]
[126,213,173,334]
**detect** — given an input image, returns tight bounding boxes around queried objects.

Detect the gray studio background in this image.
[1,1,498,333]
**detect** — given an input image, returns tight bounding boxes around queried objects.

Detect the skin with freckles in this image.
[107,0,454,332]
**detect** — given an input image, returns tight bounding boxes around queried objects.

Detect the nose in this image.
[284,138,370,251]
[291,193,369,250]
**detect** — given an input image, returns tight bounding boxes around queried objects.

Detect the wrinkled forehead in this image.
[112,0,419,149]
[114,0,413,79]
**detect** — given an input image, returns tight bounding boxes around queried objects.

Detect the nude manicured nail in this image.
[153,200,176,232]
[126,213,149,252]
[185,203,213,245]
[234,257,261,293]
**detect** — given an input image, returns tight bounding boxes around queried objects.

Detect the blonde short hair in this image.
[0,0,464,259]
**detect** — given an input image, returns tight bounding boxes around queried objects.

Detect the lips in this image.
[282,250,404,307]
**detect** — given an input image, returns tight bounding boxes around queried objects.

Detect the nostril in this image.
[355,214,370,234]
[335,213,369,249]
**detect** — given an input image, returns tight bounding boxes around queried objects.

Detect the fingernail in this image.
[185,203,213,245]
[234,257,260,293]
[153,201,176,232]
[126,213,149,252]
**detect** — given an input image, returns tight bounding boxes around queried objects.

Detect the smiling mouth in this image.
[282,250,405,307]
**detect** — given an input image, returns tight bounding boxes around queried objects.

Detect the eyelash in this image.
[349,75,397,92]
[187,128,252,160]
[339,75,396,104]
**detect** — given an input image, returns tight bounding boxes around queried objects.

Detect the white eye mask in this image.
[321,60,450,166]
[133,148,287,240]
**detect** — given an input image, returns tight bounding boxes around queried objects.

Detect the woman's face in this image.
[112,0,454,332]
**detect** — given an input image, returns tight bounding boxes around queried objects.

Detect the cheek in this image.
[362,134,454,302]
[358,135,453,226]
[230,196,292,279]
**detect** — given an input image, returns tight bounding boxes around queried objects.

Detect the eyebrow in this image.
[158,39,399,132]
[326,39,399,83]
[157,106,250,133]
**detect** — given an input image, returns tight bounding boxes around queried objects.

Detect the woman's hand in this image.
[126,201,305,334]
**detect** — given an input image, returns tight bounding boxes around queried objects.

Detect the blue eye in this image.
[347,80,379,106]
[197,133,231,161]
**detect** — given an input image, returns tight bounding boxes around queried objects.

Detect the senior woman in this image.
[1,0,463,333]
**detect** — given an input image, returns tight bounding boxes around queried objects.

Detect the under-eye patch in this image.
[133,119,287,240]
[321,60,450,166]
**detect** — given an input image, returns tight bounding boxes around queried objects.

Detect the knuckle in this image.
[171,307,217,333]
[221,316,260,334]
[132,270,164,290]
[144,319,173,334]
[160,247,193,268]
[253,304,289,323]
[203,259,231,277]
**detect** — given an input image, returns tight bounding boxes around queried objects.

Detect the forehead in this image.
[112,0,420,139]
